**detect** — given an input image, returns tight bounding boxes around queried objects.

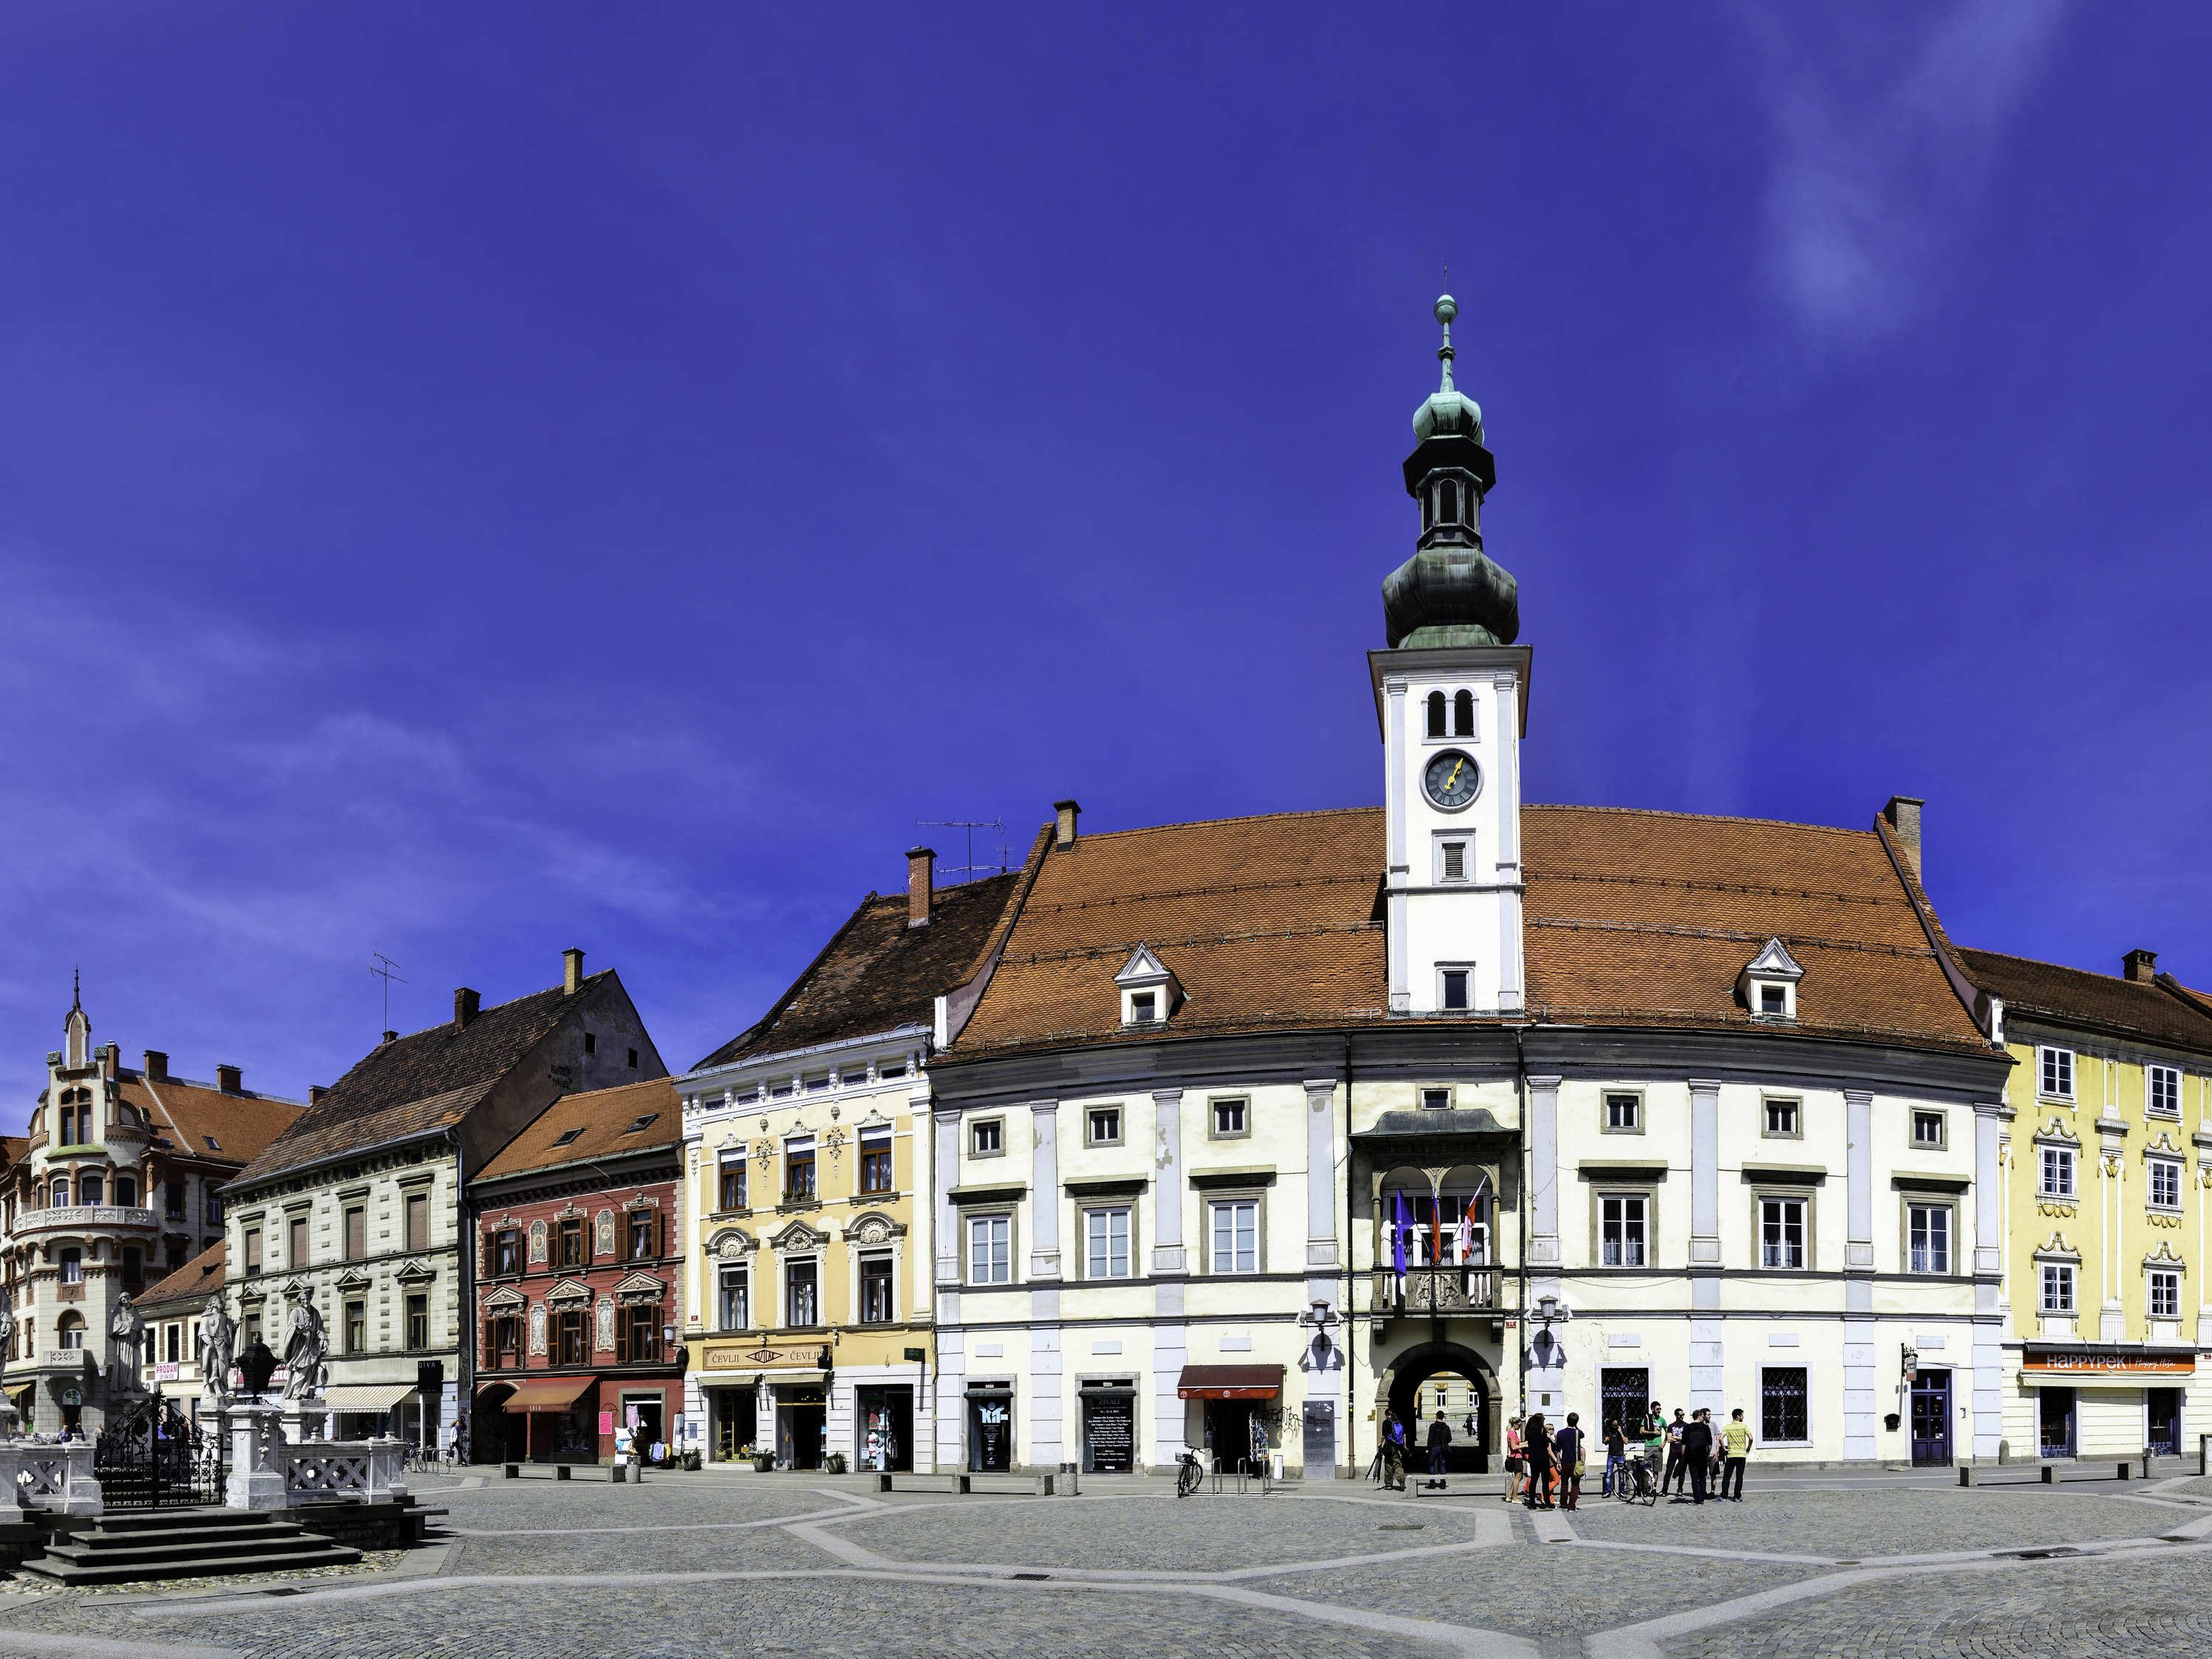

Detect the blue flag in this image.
[1392,1189,1408,1277]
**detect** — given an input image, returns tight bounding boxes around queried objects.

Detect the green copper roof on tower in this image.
[1412,292,1484,444]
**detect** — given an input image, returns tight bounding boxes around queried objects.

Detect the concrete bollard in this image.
[2039,1464,2054,1484]
[956,1474,971,1495]
[875,1473,892,1494]
[557,1464,571,1481]
[504,1462,520,1479]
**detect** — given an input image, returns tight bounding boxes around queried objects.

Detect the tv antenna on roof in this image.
[370,953,407,1033]
[915,818,1010,880]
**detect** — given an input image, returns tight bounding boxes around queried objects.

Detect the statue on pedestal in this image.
[279,1289,327,1401]
[198,1301,237,1405]
[107,1295,145,1394]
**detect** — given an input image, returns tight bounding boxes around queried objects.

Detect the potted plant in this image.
[824,1451,847,1475]
[742,1444,776,1472]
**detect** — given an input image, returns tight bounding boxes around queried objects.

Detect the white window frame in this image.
[1082,1206,1133,1280]
[2148,1157,2183,1213]
[716,1263,751,1332]
[856,1248,897,1325]
[1597,1192,1649,1268]
[1905,1200,1953,1276]
[1209,1096,1250,1140]
[1758,1364,1812,1447]
[1910,1108,1947,1150]
[1602,1092,1642,1135]
[970,1118,1004,1160]
[1419,1085,1454,1112]
[1206,1197,1261,1275]
[1436,964,1475,1013]
[1431,831,1474,885]
[1762,1096,1802,1139]
[1085,1105,1122,1147]
[1757,1193,1810,1271]
[966,1211,1013,1286]
[2040,1260,2075,1314]
[2149,1267,2182,1322]
[2148,1065,2182,1119]
[2039,1144,2076,1201]
[782,1254,821,1328]
[2039,1046,2075,1102]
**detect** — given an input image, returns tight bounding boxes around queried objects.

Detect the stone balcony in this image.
[12,1206,159,1238]
[1370,1265,1500,1316]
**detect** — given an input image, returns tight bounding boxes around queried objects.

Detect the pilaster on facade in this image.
[1027,1102,1060,1281]
[1150,1089,1186,1276]
[1526,1074,1561,1268]
[1382,678,1411,1014]
[1303,1078,1340,1276]
[933,1110,961,1287]
[1688,1079,1721,1267]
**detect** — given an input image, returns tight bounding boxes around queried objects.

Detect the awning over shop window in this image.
[1177,1364,1284,1400]
[322,1383,417,1413]
[491,1377,596,1413]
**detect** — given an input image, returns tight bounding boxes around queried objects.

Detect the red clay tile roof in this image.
[236,974,613,1185]
[124,1076,300,1169]
[1956,949,2212,1053]
[696,872,1029,1069]
[134,1240,225,1311]
[947,803,1994,1059]
[473,1077,682,1184]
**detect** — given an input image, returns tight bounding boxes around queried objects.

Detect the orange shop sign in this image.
[2023,1349,2193,1377]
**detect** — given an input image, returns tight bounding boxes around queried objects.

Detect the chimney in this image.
[454,987,481,1029]
[907,846,935,928]
[142,1049,168,1082]
[563,947,585,996]
[381,1029,398,1046]
[1054,799,1082,850]
[216,1064,243,1094]
[1883,796,1924,884]
[2124,948,2159,984]
[100,1043,119,1081]
[308,1084,329,1106]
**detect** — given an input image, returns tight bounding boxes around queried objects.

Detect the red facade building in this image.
[468,1078,684,1463]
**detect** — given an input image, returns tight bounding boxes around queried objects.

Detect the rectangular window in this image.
[1420,1086,1453,1111]
[784,1140,817,1202]
[1440,969,1470,1012]
[1761,1368,1809,1443]
[289,1215,310,1268]
[1759,1197,1808,1270]
[555,1310,588,1366]
[1758,984,1788,1015]
[205,1192,223,1226]
[165,1325,181,1364]
[122,1246,142,1291]
[1085,1207,1132,1279]
[2039,1146,2076,1200]
[717,1265,750,1331]
[2149,1269,2182,1321]
[345,1300,367,1354]
[1087,1106,1121,1147]
[2150,1159,2183,1211]
[405,1192,428,1253]
[860,1129,894,1194]
[2041,1262,2075,1313]
[406,1294,428,1351]
[1599,1194,1648,1267]
[718,1154,748,1211]
[967,1214,1012,1285]
[970,1119,1004,1158]
[1911,1110,1945,1149]
[2039,1046,2075,1100]
[1211,1097,1248,1138]
[165,1180,185,1220]
[1208,1199,1259,1273]
[2149,1065,2182,1119]
[785,1259,819,1326]
[879,1059,908,1082]
[1604,1093,1641,1133]
[768,1079,794,1099]
[557,1217,585,1267]
[1441,840,1467,881]
[344,1206,366,1262]
[859,1253,894,1324]
[802,1071,830,1094]
[492,1229,521,1276]
[1764,1098,1801,1138]
[619,1302,659,1363]
[1907,1203,1952,1274]
[243,1228,262,1273]
[1127,990,1158,1024]
[628,1211,656,1260]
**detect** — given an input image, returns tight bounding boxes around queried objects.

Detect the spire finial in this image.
[71,966,80,1010]
[1433,291,1458,393]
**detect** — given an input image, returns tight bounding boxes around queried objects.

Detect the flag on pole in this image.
[1455,1208,1475,1265]
[1430,1203,1441,1269]
[1391,1190,1408,1278]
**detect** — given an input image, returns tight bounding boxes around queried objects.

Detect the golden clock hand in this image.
[1445,759,1463,791]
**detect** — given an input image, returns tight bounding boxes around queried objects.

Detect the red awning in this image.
[487,1377,595,1413]
[1177,1364,1284,1401]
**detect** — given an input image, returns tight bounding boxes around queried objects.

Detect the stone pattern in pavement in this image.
[1562,1484,2174,1557]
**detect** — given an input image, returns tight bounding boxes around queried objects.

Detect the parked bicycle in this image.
[1614,1453,1658,1506]
[1175,1448,1206,1498]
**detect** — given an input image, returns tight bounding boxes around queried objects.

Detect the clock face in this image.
[1424,749,1480,810]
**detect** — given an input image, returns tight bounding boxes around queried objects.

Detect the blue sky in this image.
[3,1,2207,1105]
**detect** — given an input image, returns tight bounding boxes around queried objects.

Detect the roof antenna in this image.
[916,818,1010,879]
[371,953,408,1035]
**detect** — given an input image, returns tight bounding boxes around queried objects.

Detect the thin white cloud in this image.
[1740,0,2069,344]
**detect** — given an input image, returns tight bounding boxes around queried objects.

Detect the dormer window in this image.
[1115,945,1180,1029]
[1739,937,1804,1023]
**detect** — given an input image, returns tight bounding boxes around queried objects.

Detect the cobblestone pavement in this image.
[0,1470,2201,1658]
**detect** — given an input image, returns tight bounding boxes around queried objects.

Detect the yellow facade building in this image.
[1958,947,2212,1459]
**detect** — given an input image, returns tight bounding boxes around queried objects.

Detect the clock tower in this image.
[1368,294,1528,1016]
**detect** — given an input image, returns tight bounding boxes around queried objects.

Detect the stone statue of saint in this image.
[108,1294,145,1392]
[280,1290,327,1400]
[198,1301,236,1402]
[0,1288,16,1354]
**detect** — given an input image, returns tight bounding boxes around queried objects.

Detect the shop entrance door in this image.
[856,1386,913,1472]
[967,1388,1013,1472]
[713,1389,758,1461]
[1203,1400,1260,1472]
[1080,1385,1137,1473]
[1909,1371,1951,1466]
[776,1388,826,1470]
[2148,1388,2184,1458]
[627,1396,666,1464]
[2038,1387,2076,1459]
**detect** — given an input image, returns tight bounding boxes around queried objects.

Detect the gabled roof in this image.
[235,973,615,1185]
[1955,949,2212,1054]
[135,1240,225,1311]
[695,872,1027,1070]
[122,1074,301,1169]
[473,1077,682,1185]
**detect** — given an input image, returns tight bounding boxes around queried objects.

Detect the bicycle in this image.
[1615,1454,1658,1506]
[1175,1449,1206,1498]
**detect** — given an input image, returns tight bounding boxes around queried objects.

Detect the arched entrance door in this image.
[1380,1340,1495,1475]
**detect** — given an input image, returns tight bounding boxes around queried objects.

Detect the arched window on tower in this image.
[58,1248,83,1286]
[1453,690,1475,737]
[78,1172,102,1206]
[56,1310,83,1350]
[48,1178,68,1208]
[1425,692,1447,739]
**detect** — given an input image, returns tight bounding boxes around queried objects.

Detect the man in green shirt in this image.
[1719,1408,1754,1500]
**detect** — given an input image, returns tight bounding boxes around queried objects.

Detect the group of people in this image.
[1595,1402,1755,1503]
[1383,1398,1756,1509]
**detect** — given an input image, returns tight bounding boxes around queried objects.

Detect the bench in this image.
[1958,1458,2141,1487]
[502,1462,639,1484]
[875,1472,1062,1496]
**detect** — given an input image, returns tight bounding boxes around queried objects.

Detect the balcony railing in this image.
[1371,1266,1498,1315]
[14,1206,159,1236]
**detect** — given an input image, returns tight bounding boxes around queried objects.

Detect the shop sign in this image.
[705,1346,787,1369]
[2023,1349,2194,1377]
[599,1411,614,1435]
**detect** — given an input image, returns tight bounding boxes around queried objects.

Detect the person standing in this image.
[1426,1410,1453,1477]
[1601,1416,1627,1498]
[1382,1412,1408,1491]
[1676,1408,1714,1505]
[1522,1412,1554,1509]
[1661,1407,1689,1495]
[1554,1412,1585,1512]
[1501,1414,1526,1503]
[1719,1408,1753,1500]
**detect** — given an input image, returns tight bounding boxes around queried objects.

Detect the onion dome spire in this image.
[1382,292,1519,649]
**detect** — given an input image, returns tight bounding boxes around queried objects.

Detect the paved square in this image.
[0,1467,2201,1658]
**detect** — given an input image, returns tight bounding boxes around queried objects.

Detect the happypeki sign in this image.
[2023,1349,2194,1377]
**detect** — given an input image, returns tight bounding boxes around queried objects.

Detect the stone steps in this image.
[20,1508,362,1585]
